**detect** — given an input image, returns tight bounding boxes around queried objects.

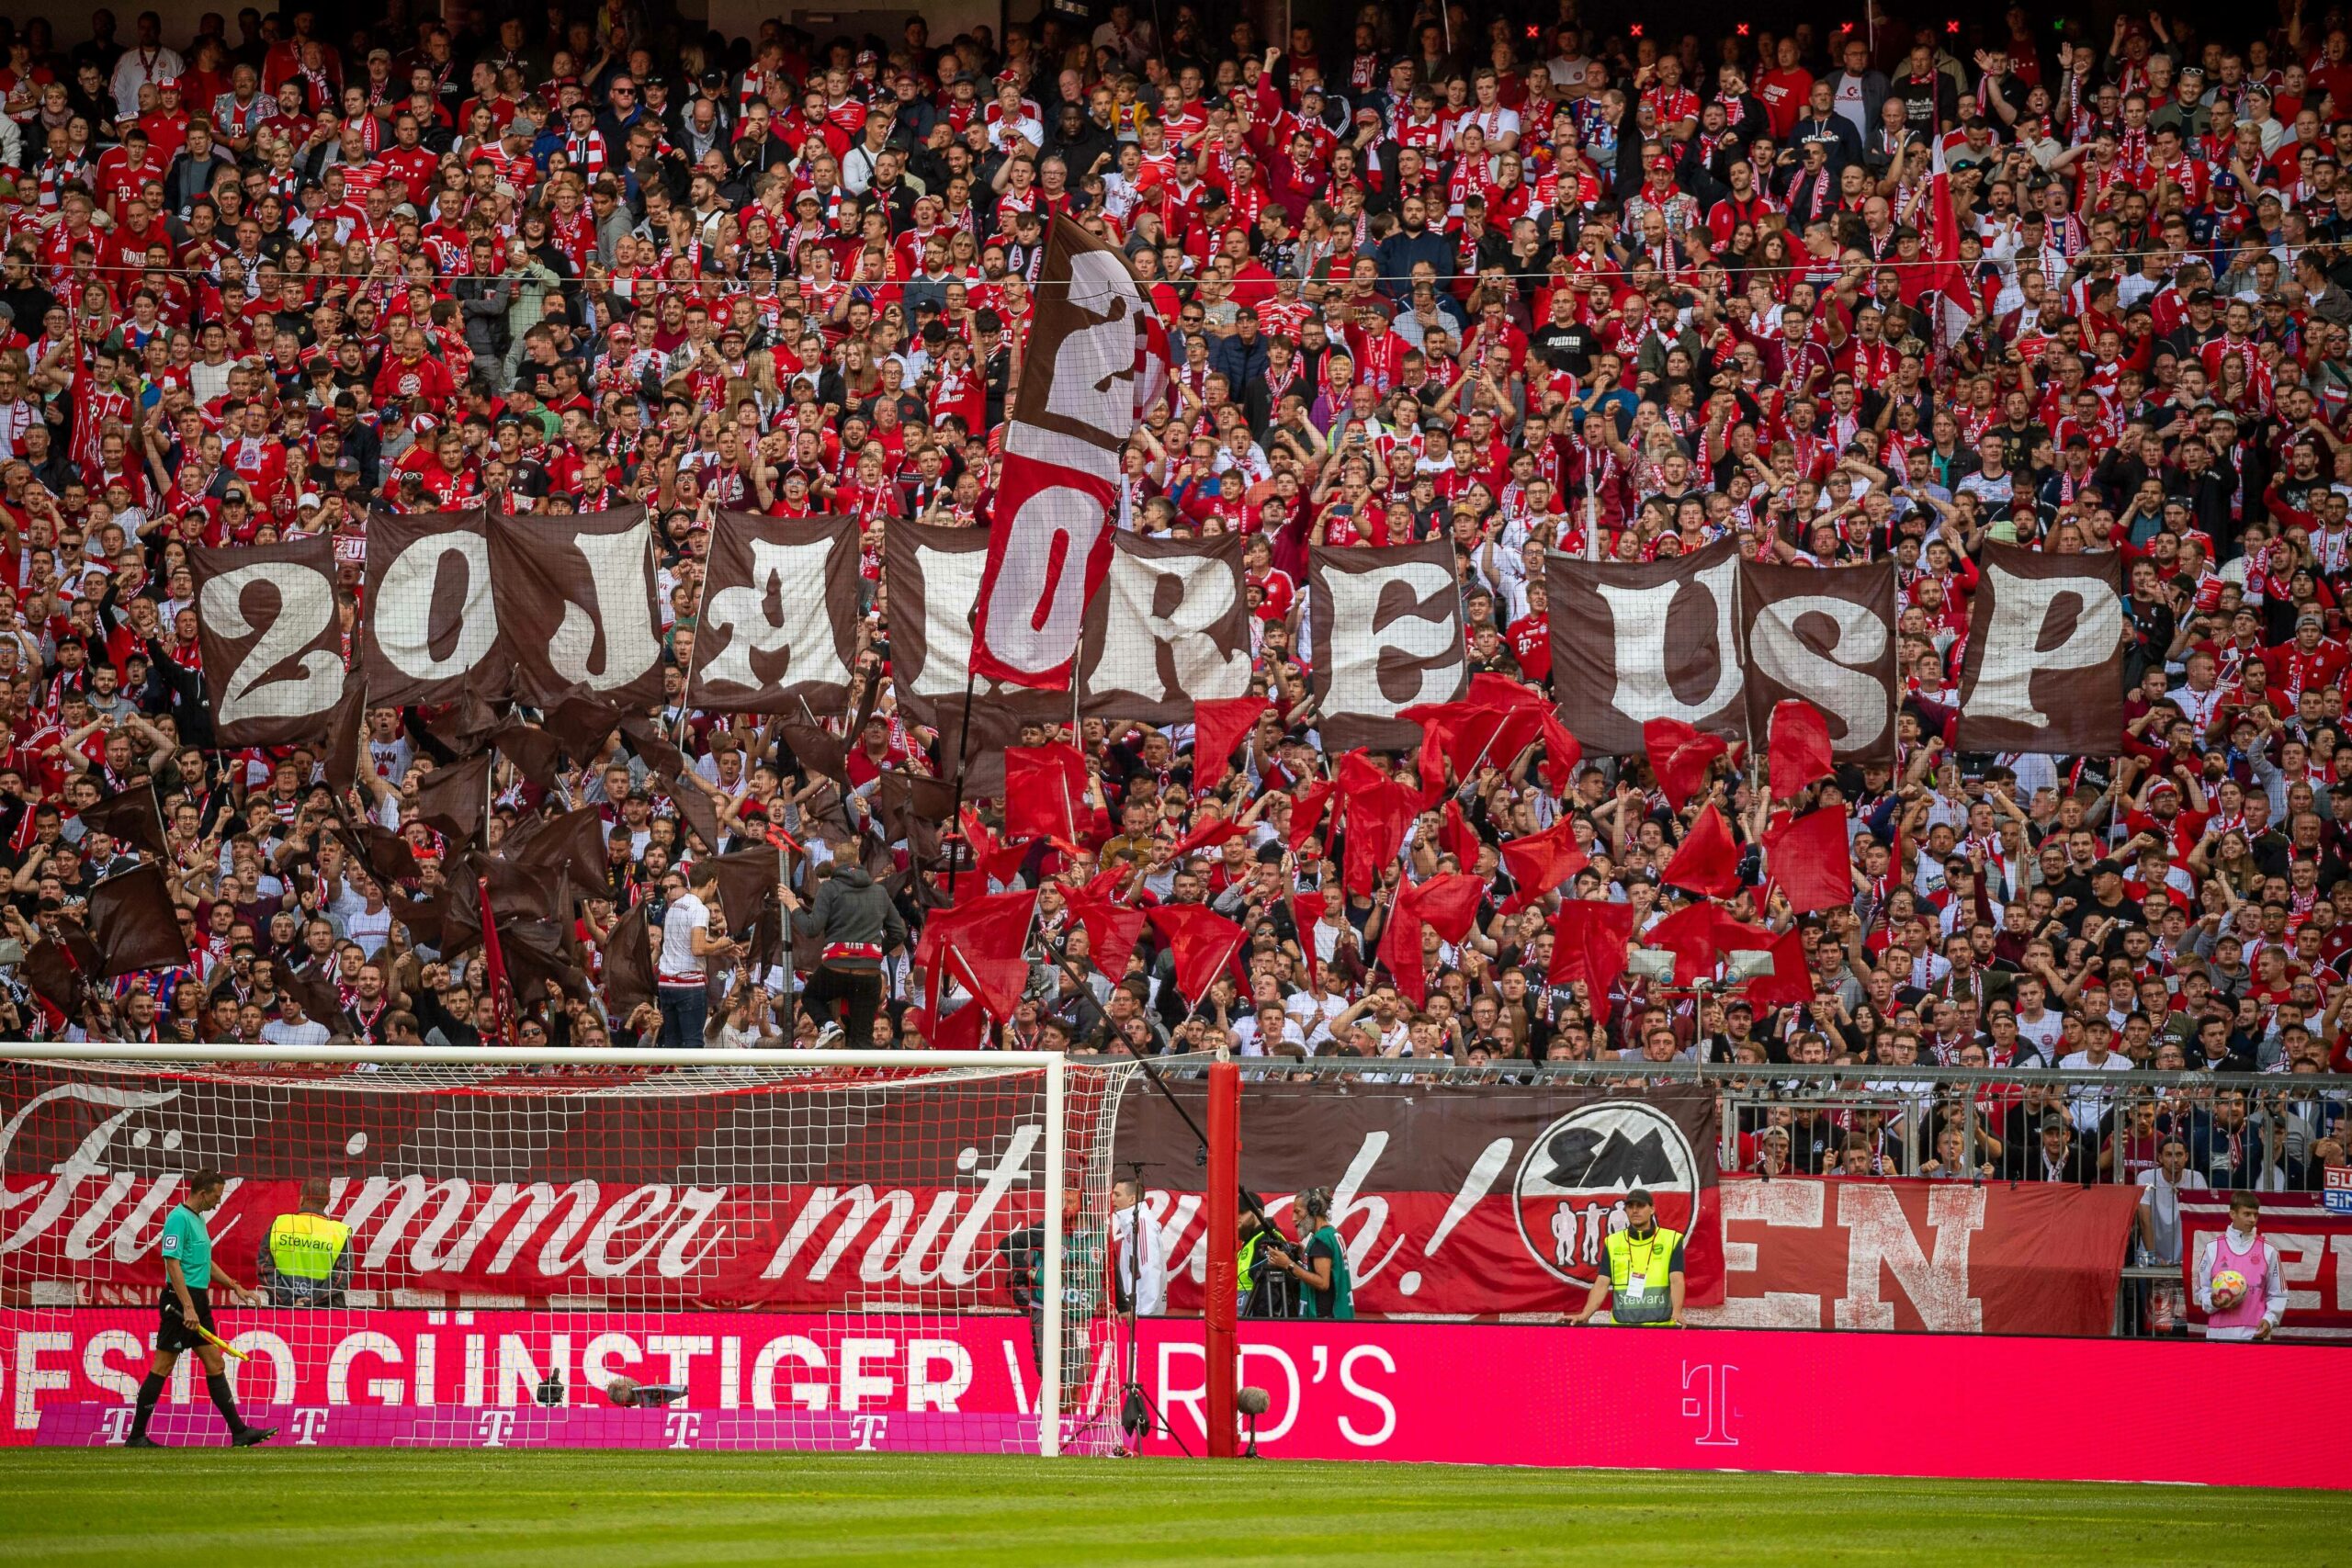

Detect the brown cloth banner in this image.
[485,505,665,711]
[359,504,501,709]
[1736,558,1900,765]
[187,534,350,745]
[1080,530,1253,724]
[85,863,191,978]
[1687,1175,2143,1337]
[1307,540,1468,753]
[1954,544,2128,756]
[685,512,862,715]
[1547,539,1746,757]
[885,519,1065,795]
[1117,1080,1721,1317]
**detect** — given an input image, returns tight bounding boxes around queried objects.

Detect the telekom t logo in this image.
[849,1414,888,1451]
[664,1412,703,1450]
[96,1407,133,1444]
[478,1410,516,1448]
[1679,1362,1740,1448]
[292,1408,331,1445]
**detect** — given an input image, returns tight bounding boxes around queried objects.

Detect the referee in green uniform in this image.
[122,1168,277,1448]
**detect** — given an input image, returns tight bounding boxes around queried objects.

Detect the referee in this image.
[121,1168,277,1448]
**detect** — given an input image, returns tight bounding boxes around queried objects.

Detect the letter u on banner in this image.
[1545,539,1744,757]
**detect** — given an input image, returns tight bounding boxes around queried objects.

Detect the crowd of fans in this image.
[0,0,2346,1236]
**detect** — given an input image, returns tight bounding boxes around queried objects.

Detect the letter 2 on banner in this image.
[187,535,348,746]
[971,216,1163,690]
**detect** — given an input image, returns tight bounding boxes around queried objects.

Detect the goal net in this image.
[0,1046,1139,1455]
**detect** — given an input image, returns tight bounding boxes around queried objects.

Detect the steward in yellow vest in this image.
[1567,1188,1685,1326]
[258,1179,352,1307]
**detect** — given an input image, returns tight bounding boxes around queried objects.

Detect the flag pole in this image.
[945,607,980,899]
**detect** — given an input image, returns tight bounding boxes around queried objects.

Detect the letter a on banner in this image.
[971,215,1166,690]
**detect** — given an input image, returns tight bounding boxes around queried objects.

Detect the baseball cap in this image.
[1623,1187,1655,1207]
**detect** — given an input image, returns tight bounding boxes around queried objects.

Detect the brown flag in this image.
[686,512,862,712]
[486,507,666,711]
[413,752,492,844]
[884,519,1064,794]
[1079,529,1253,724]
[360,505,503,708]
[283,965,348,1032]
[187,534,349,746]
[336,818,421,886]
[502,920,596,1007]
[779,721,849,785]
[1307,540,1468,752]
[704,845,780,935]
[22,926,92,1016]
[541,684,626,759]
[600,899,658,1021]
[323,677,367,797]
[672,775,727,854]
[424,691,501,758]
[616,715,686,781]
[1736,558,1900,766]
[491,716,567,790]
[86,863,190,979]
[1955,544,2127,755]
[504,805,614,900]
[1546,538,1745,758]
[78,782,166,860]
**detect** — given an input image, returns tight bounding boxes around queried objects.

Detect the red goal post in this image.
[0,1044,1139,1457]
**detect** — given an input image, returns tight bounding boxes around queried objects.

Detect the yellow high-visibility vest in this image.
[267,1212,351,1282]
[1602,1224,1682,1325]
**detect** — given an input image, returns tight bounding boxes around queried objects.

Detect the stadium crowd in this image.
[0,0,2346,1216]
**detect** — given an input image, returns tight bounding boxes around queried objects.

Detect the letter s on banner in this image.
[1338,1345,1397,1447]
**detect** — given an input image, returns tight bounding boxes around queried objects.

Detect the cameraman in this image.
[1237,1190,1295,1319]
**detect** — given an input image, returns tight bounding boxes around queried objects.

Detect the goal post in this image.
[0,1045,1139,1456]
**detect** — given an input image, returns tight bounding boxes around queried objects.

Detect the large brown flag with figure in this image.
[1547,538,1745,758]
[1955,544,2127,755]
[485,506,667,712]
[686,512,862,713]
[360,505,503,708]
[971,214,1166,689]
[78,782,166,860]
[885,519,1065,794]
[1736,558,1900,766]
[86,863,190,978]
[1078,530,1253,724]
[1307,540,1468,752]
[187,535,349,745]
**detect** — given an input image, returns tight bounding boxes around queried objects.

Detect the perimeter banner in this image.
[1685,1175,2143,1337]
[1117,1082,1724,1314]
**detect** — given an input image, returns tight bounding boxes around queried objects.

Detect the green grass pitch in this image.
[0,1450,2343,1566]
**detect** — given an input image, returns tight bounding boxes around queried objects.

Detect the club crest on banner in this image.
[1512,1100,1702,1286]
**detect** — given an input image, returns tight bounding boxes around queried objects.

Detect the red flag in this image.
[1288,888,1328,985]
[1377,873,1488,1006]
[1538,710,1584,795]
[1662,803,1743,898]
[1062,888,1148,981]
[1002,744,1090,842]
[1768,700,1836,801]
[1166,812,1246,863]
[1404,686,1544,794]
[1338,750,1418,895]
[1644,718,1730,811]
[1193,696,1270,797]
[1286,781,1336,852]
[1439,798,1482,867]
[1498,819,1589,913]
[477,876,514,1043]
[1148,904,1249,1006]
[1646,902,1780,986]
[1744,924,1815,1010]
[916,888,1036,1020]
[1762,807,1853,915]
[1549,899,1637,1021]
